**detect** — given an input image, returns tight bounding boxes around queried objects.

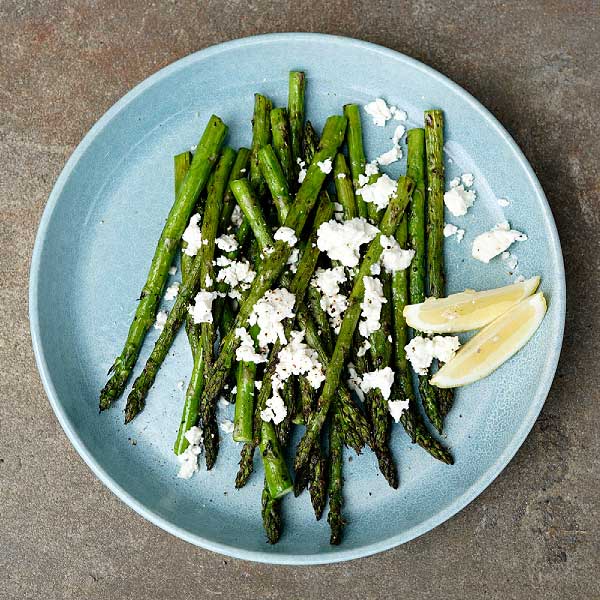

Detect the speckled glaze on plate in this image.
[29,33,565,565]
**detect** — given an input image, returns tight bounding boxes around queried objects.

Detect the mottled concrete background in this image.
[1,1,599,598]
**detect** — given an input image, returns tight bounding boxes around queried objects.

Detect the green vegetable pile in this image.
[99,72,454,545]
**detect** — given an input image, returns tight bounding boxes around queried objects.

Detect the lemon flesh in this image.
[430,292,547,388]
[404,276,540,333]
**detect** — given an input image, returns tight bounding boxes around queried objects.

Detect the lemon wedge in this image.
[403,276,540,333]
[430,292,547,388]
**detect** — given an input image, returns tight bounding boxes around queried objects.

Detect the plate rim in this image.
[29,32,566,565]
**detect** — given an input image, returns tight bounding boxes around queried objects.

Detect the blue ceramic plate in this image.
[30,33,565,564]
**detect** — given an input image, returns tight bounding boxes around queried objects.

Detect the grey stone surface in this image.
[1,1,598,598]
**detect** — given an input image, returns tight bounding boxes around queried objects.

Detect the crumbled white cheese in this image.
[215,234,238,253]
[188,290,217,324]
[390,106,408,121]
[182,214,203,256]
[444,223,458,237]
[260,245,274,259]
[472,221,527,263]
[376,145,402,166]
[231,205,243,228]
[337,172,346,179]
[360,366,395,400]
[392,124,406,145]
[316,217,379,267]
[218,396,230,408]
[359,276,387,338]
[219,419,234,434]
[312,266,348,333]
[370,262,381,275]
[154,310,168,330]
[444,223,465,243]
[248,288,296,347]
[388,398,410,422]
[165,281,180,300]
[168,265,177,275]
[254,381,262,390]
[297,158,307,184]
[502,251,519,271]
[498,198,510,207]
[317,158,333,174]
[216,256,255,291]
[364,98,392,126]
[365,161,379,177]
[379,235,415,272]
[260,392,287,425]
[357,339,371,357]
[274,226,298,246]
[273,330,325,390]
[313,266,346,296]
[404,336,435,375]
[286,248,300,273]
[449,177,461,188]
[235,327,267,364]
[405,335,461,375]
[346,364,365,402]
[177,426,202,479]
[461,173,474,187]
[444,184,476,217]
[357,174,398,211]
[434,335,461,363]
[205,274,212,288]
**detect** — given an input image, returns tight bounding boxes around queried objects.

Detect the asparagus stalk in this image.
[309,447,328,520]
[249,94,272,198]
[406,127,444,433]
[235,442,255,488]
[424,113,454,419]
[366,274,398,488]
[424,110,446,299]
[173,151,198,358]
[258,144,292,223]
[407,129,427,305]
[99,116,227,411]
[219,147,251,233]
[302,120,318,164]
[261,482,282,544]
[392,216,453,464]
[333,153,357,219]
[124,146,234,424]
[288,71,306,179]
[218,299,236,340]
[172,151,203,456]
[197,115,347,410]
[230,179,274,249]
[233,326,258,442]
[295,176,414,471]
[260,420,293,499]
[327,411,345,545]
[343,104,368,219]
[270,108,294,188]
